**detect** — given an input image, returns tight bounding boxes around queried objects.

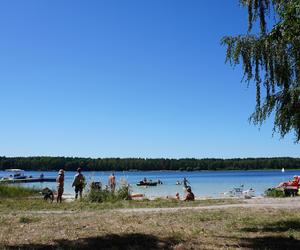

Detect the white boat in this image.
[1,169,28,180]
[0,169,55,183]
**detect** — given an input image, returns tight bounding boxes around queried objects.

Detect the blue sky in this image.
[0,0,298,158]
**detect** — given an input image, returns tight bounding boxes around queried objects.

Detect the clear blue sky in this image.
[0,0,298,158]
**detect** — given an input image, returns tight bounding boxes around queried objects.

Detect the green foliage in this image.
[265,188,285,197]
[1,156,300,171]
[222,0,300,141]
[0,184,40,198]
[87,185,131,203]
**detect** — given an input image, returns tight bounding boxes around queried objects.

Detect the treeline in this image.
[0,157,300,171]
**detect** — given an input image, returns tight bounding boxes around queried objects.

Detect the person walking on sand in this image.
[72,168,85,200]
[56,169,64,203]
[108,173,116,191]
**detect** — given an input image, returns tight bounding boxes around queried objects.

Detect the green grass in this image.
[0,197,242,213]
[1,207,300,249]
[0,184,40,198]
[87,185,131,203]
[265,188,285,197]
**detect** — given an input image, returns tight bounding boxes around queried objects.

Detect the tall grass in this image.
[0,184,40,198]
[87,185,131,203]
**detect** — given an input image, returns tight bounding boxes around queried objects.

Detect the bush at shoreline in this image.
[0,184,40,198]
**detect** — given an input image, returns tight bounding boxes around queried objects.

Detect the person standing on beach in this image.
[108,173,116,191]
[56,169,64,203]
[72,168,85,200]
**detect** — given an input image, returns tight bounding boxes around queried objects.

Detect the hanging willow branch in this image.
[222,0,300,141]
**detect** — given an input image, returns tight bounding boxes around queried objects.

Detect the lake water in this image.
[1,170,299,198]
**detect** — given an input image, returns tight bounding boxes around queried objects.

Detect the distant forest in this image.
[0,157,300,171]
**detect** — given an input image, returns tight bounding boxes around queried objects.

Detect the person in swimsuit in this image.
[184,187,195,201]
[56,169,64,203]
[108,173,116,191]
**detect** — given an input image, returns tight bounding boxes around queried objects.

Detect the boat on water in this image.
[0,169,56,183]
[136,181,158,186]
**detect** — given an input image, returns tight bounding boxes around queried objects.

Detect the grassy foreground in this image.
[1,186,299,249]
[1,204,300,249]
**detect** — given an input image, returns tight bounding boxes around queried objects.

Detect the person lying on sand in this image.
[277,175,300,188]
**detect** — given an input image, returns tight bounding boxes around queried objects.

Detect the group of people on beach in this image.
[171,178,195,201]
[56,168,85,203]
[55,170,195,202]
[55,169,117,203]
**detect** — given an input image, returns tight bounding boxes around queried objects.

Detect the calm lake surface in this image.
[1,170,299,198]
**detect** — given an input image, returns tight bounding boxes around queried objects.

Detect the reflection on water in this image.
[1,170,298,198]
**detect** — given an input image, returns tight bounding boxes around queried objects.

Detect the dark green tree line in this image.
[0,156,299,171]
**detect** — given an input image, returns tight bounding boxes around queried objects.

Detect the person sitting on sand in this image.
[277,175,300,188]
[184,187,195,201]
[108,173,116,191]
[56,169,64,203]
[72,168,85,200]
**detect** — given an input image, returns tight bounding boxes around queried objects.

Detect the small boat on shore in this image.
[0,169,56,183]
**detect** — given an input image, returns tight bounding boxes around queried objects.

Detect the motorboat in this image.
[0,169,56,183]
[1,169,27,181]
[136,181,158,186]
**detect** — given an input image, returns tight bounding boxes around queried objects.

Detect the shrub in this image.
[265,188,285,198]
[0,184,40,198]
[87,185,131,203]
